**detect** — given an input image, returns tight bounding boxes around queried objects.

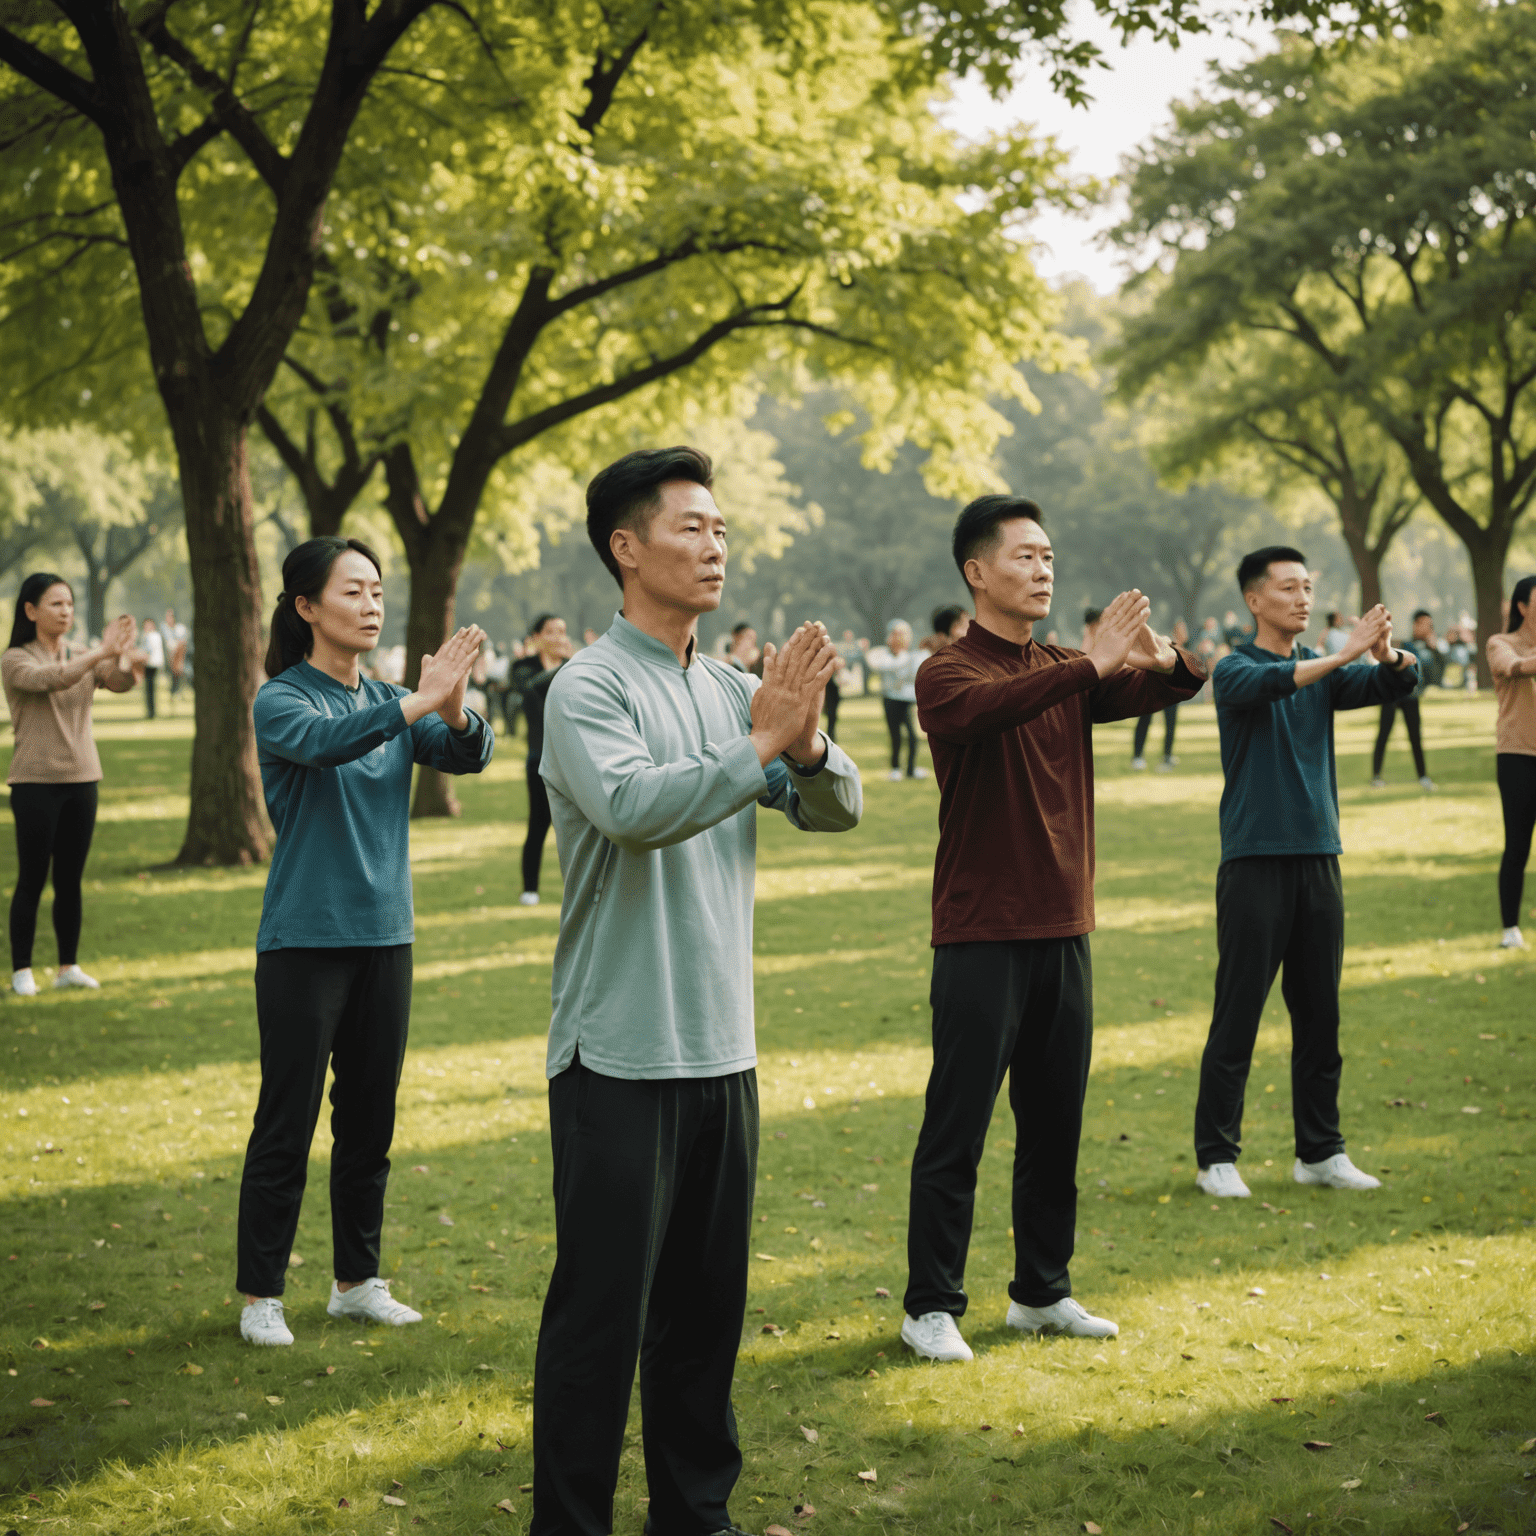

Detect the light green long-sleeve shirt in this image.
[539,613,863,1080]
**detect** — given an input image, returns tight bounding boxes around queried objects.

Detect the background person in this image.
[2,575,138,997]
[1372,608,1438,790]
[865,618,925,781]
[531,446,861,1536]
[924,604,971,654]
[1194,548,1417,1201]
[1132,617,1189,771]
[237,536,492,1349]
[509,613,573,906]
[1486,575,1536,950]
[139,616,164,718]
[162,607,188,709]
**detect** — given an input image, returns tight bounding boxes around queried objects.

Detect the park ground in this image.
[1,687,1533,1536]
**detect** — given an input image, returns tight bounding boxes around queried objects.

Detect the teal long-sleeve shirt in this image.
[1213,643,1418,863]
[539,613,863,1082]
[253,662,493,952]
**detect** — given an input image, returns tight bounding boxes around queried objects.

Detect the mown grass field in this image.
[1,685,1533,1536]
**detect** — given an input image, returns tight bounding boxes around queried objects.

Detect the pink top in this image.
[2,641,129,784]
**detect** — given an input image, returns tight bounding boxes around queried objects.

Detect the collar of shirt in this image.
[608,611,698,671]
[297,659,366,697]
[959,619,1035,661]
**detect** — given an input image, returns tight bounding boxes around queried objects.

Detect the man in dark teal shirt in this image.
[1195,546,1419,1200]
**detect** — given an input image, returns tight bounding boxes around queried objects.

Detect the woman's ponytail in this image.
[263,536,383,677]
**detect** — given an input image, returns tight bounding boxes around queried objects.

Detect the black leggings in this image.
[1373,697,1426,778]
[522,755,553,895]
[1497,754,1536,928]
[1133,705,1178,762]
[883,697,917,774]
[9,782,98,971]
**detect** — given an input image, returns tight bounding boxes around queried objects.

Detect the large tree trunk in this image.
[174,415,272,864]
[1337,520,1384,613]
[1466,533,1511,692]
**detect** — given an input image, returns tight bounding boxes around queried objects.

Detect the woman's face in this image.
[24,583,74,644]
[889,628,909,654]
[296,551,383,656]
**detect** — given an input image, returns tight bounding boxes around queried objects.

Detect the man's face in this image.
[1246,562,1312,636]
[613,481,727,616]
[967,518,1054,622]
[1413,614,1434,641]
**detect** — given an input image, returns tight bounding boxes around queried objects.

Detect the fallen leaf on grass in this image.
[383,1495,406,1507]
[438,1213,455,1227]
[89,1301,106,1312]
[824,1330,840,1340]
[265,1395,284,1405]
[1519,1438,1536,1454]
[761,1324,785,1337]
[795,1502,817,1519]
[1082,1523,1102,1535]
[1181,1353,1195,1361]
[1302,1441,1333,1451]
[494,1498,516,1514]
[337,1498,350,1509]
[412,1165,430,1173]
[767,1527,794,1536]
[856,1469,877,1483]
[177,1363,204,1376]
[1457,1525,1470,1533]
[1270,1397,1294,1404]
[470,1284,492,1293]
[518,1483,532,1493]
[325,1365,336,1375]
[755,1253,779,1263]
[799,1425,819,1443]
[1341,1479,1361,1490]
[29,1398,55,1407]
[874,1287,890,1298]
[106,1399,131,1408]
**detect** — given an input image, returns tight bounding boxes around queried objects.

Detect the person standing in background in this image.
[1320,611,1352,656]
[510,613,574,906]
[1132,617,1189,771]
[865,619,925,781]
[925,605,971,653]
[162,608,188,710]
[1371,609,1438,791]
[139,617,164,718]
[726,622,761,675]
[3,575,139,997]
[238,536,492,1349]
[1486,575,1536,950]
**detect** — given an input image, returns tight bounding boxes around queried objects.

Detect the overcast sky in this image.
[940,5,1272,293]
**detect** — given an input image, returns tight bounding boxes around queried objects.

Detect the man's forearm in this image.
[1292,650,1355,691]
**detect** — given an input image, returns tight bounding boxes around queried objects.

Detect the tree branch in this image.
[0,25,104,125]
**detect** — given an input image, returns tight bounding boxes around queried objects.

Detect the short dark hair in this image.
[731,621,755,637]
[930,604,968,637]
[1509,575,1536,632]
[265,537,383,676]
[1082,607,1103,626]
[1412,608,1433,623]
[952,494,1044,593]
[9,572,72,649]
[1325,610,1341,627]
[586,446,713,588]
[1237,546,1308,595]
[528,612,561,637]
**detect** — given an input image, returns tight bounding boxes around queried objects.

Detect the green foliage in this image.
[2,693,1533,1533]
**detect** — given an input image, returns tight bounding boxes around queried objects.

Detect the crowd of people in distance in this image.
[5,457,1536,1536]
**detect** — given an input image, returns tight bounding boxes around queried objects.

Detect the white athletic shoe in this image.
[1007,1296,1119,1339]
[1154,758,1176,773]
[1293,1153,1381,1191]
[900,1311,973,1362]
[1418,776,1437,791]
[1370,776,1387,788]
[1500,926,1526,950]
[11,968,38,997]
[54,964,100,989]
[327,1277,422,1326]
[240,1296,294,1347]
[518,891,540,907]
[886,769,903,782]
[1131,756,1148,771]
[909,766,929,780]
[1196,1162,1251,1199]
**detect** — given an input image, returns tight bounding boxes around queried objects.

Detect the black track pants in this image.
[522,755,553,895]
[1132,705,1178,762]
[1497,754,1536,928]
[1194,856,1346,1168]
[1372,697,1426,778]
[9,781,98,971]
[532,1061,757,1536]
[904,937,1092,1318]
[235,944,411,1297]
[883,698,917,774]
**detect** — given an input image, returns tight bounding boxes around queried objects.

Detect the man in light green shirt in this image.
[531,446,861,1536]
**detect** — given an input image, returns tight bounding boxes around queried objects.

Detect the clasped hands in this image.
[1340,605,1400,665]
[406,624,488,730]
[1086,590,1180,680]
[750,621,837,769]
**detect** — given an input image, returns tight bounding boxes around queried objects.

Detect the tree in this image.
[1111,2,1536,681]
[0,0,1454,859]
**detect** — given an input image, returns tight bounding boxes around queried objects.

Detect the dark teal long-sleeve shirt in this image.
[1213,643,1418,863]
[253,662,493,952]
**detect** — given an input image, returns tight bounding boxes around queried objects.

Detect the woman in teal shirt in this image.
[236,536,492,1347]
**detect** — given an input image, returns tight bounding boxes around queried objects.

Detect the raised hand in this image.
[103,614,137,656]
[1126,622,1179,675]
[1085,590,1153,679]
[751,621,837,766]
[416,625,487,726]
[1343,605,1391,662]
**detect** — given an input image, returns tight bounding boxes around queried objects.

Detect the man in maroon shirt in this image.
[901,495,1206,1362]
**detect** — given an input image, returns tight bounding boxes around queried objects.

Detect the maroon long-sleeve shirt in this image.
[915,621,1206,946]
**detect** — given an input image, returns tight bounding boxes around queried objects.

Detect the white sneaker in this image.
[518,891,540,907]
[1294,1153,1380,1191]
[1196,1162,1251,1198]
[886,769,903,782]
[240,1296,294,1346]
[327,1277,422,1326]
[54,964,100,989]
[1500,926,1526,950]
[1006,1297,1118,1339]
[900,1311,973,1362]
[1418,776,1437,791]
[1370,776,1387,788]
[1131,756,1148,771]
[1154,759,1175,773]
[11,968,37,997]
[909,766,928,779]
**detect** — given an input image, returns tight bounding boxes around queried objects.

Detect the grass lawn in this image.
[1,686,1533,1536]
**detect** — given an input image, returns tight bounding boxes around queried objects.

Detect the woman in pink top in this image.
[2,573,138,996]
[1487,574,1536,949]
